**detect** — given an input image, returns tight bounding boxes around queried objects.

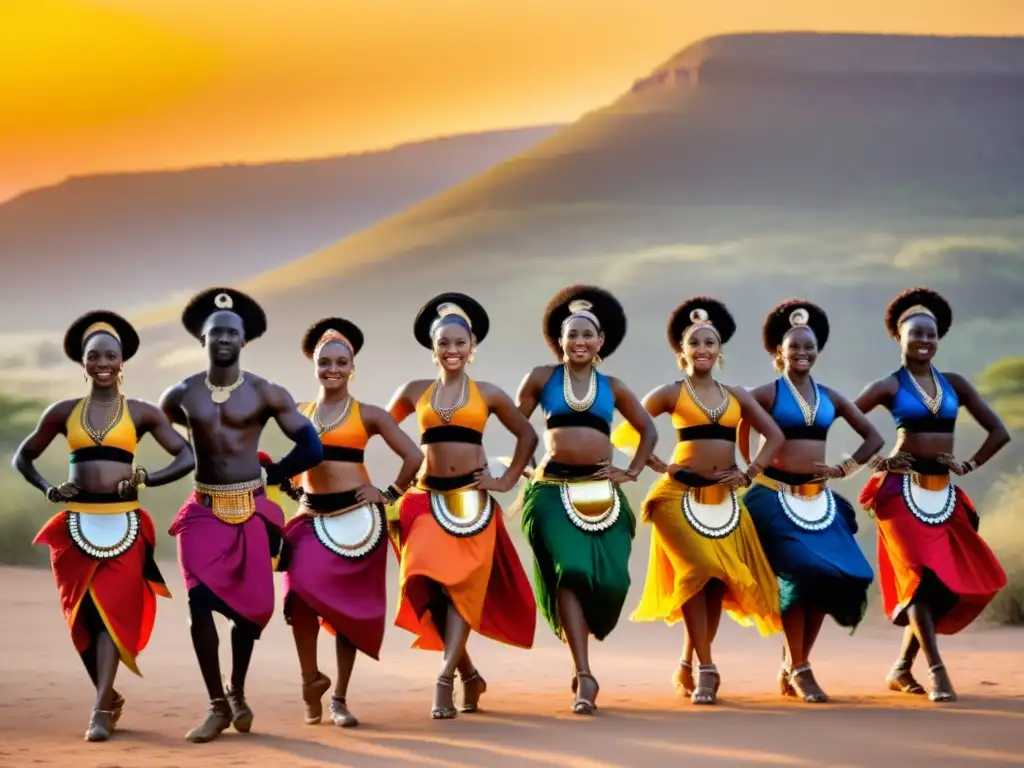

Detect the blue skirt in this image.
[744,483,874,630]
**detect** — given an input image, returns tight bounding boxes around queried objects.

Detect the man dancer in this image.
[161,287,323,743]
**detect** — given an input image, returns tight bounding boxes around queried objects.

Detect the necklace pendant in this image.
[211,390,231,404]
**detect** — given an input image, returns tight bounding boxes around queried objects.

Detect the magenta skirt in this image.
[281,510,391,660]
[169,491,285,630]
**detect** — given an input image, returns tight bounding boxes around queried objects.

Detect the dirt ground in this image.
[2,562,1022,768]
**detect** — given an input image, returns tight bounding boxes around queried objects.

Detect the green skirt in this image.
[519,481,636,641]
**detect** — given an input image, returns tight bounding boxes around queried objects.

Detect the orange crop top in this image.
[670,381,741,464]
[66,396,137,465]
[415,378,488,445]
[300,400,369,463]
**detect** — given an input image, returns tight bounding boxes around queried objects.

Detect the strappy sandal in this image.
[329,696,359,727]
[778,662,796,697]
[432,675,457,720]
[691,664,720,705]
[787,663,829,703]
[928,663,956,703]
[84,708,115,742]
[673,660,695,697]
[302,671,332,724]
[459,670,487,713]
[886,660,926,695]
[572,671,599,715]
[111,692,125,728]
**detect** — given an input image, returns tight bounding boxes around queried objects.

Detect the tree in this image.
[977,357,1024,430]
[0,393,45,452]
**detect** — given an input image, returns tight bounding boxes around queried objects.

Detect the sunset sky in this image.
[3,0,1023,201]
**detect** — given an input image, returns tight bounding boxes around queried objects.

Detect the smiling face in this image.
[900,314,939,364]
[683,326,721,375]
[432,321,473,372]
[202,310,245,367]
[559,316,603,366]
[315,340,353,392]
[82,333,123,390]
[780,326,818,375]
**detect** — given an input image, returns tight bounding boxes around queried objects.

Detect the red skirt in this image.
[394,489,536,651]
[859,472,1006,634]
[33,508,170,675]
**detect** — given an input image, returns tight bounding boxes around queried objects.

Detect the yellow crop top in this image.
[66,396,137,465]
[300,400,369,462]
[415,378,488,445]
[670,381,740,463]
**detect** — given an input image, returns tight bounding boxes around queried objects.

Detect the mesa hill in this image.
[42,34,1024,462]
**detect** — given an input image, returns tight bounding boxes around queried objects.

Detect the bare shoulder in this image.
[45,398,80,422]
[358,401,388,423]
[400,378,434,399]
[475,380,513,403]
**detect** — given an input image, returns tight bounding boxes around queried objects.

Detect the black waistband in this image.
[322,445,366,463]
[909,457,950,476]
[303,489,360,512]
[780,425,829,441]
[421,425,483,445]
[545,412,612,436]
[764,466,818,486]
[541,460,603,479]
[72,489,138,504]
[672,467,718,488]
[896,416,956,434]
[422,471,478,492]
[69,446,134,464]
[677,424,736,442]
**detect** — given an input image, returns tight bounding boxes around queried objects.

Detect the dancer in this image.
[515,285,656,715]
[160,287,324,742]
[855,287,1008,702]
[738,299,881,702]
[386,292,538,719]
[13,311,194,741]
[614,296,784,705]
[281,317,422,727]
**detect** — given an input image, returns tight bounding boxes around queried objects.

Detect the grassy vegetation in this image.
[981,473,1024,626]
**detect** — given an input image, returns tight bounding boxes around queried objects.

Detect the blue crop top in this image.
[891,367,959,433]
[540,365,615,436]
[772,377,836,441]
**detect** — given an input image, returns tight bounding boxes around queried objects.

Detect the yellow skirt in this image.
[630,474,781,636]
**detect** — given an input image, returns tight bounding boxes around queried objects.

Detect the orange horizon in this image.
[3,0,1023,201]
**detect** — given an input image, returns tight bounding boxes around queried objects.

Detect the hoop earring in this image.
[430,351,439,366]
[468,349,476,364]
[562,351,569,364]
[117,370,124,387]
[83,372,89,384]
[592,354,602,367]
[717,352,725,370]
[676,354,687,371]
[348,369,355,380]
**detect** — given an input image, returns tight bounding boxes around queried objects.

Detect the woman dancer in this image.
[13,311,194,741]
[738,300,881,702]
[282,318,422,727]
[613,296,784,705]
[386,292,538,719]
[515,285,656,715]
[855,287,1008,702]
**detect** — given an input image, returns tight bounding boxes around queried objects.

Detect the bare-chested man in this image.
[160,288,324,743]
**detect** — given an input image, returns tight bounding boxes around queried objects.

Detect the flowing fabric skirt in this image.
[281,505,391,660]
[859,471,1005,634]
[744,482,873,630]
[519,480,635,641]
[394,488,536,651]
[631,474,781,635]
[169,491,285,634]
[34,507,169,675]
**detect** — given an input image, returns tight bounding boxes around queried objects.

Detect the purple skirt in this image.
[169,492,285,630]
[282,512,391,659]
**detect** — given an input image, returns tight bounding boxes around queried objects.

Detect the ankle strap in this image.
[698,663,718,672]
[929,663,945,673]
[791,663,812,675]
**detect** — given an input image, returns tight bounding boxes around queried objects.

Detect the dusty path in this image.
[2,563,1022,767]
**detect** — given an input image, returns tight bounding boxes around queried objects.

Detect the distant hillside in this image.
[0,126,560,331]
[9,34,1024,472]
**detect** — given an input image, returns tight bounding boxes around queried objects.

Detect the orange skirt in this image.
[33,508,170,675]
[394,488,536,651]
[860,471,1006,634]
